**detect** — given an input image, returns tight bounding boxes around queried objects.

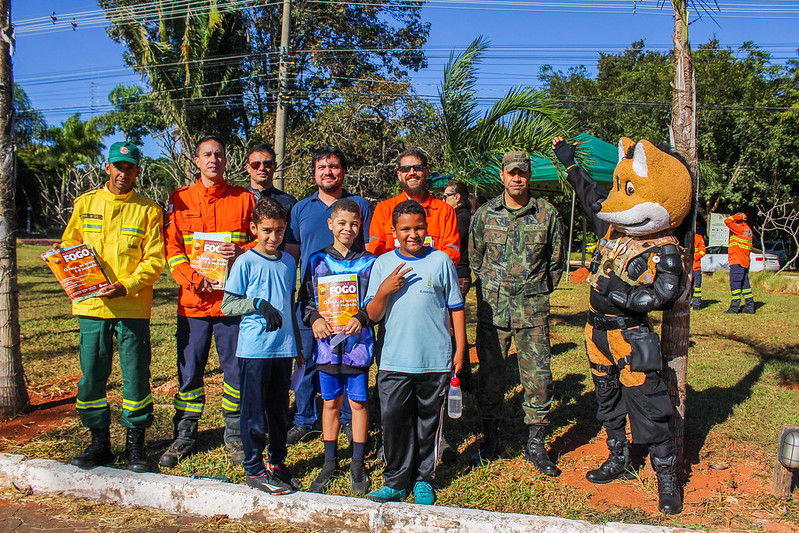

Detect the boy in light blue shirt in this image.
[364,200,466,505]
[222,197,304,495]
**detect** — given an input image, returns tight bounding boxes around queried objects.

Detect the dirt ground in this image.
[1,382,795,532]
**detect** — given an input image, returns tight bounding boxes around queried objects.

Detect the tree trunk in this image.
[660,0,698,470]
[0,0,29,418]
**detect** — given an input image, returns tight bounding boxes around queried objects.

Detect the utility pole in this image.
[273,0,291,191]
[0,0,29,417]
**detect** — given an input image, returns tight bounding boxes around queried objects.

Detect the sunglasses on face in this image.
[249,160,275,170]
[443,191,457,197]
[398,164,427,173]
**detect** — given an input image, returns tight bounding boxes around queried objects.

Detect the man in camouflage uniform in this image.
[469,151,565,475]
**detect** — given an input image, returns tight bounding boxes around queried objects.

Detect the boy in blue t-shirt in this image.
[222,197,304,495]
[364,200,466,505]
[298,198,376,495]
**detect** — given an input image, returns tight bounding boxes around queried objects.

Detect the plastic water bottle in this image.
[447,377,462,419]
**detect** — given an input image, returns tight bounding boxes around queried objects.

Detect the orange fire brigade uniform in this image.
[164,178,255,443]
[724,214,754,312]
[692,233,706,307]
[368,192,461,264]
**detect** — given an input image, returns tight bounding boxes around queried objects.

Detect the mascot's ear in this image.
[632,142,649,178]
[618,137,635,162]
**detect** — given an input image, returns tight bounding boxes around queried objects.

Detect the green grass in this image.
[8,244,799,530]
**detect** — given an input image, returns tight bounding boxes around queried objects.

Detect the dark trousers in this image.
[692,269,702,299]
[585,323,673,445]
[293,307,352,428]
[378,370,448,490]
[174,315,241,442]
[239,357,292,476]
[76,317,153,429]
[729,264,752,302]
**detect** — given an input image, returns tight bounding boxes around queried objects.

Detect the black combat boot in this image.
[652,454,682,515]
[471,419,500,465]
[741,298,755,314]
[524,425,560,477]
[724,299,741,314]
[586,438,635,484]
[691,297,701,310]
[125,428,149,473]
[71,428,114,469]
[159,419,198,468]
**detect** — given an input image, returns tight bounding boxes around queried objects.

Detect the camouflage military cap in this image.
[502,151,530,172]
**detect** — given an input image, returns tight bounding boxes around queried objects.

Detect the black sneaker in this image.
[309,460,337,493]
[246,472,293,495]
[286,425,315,445]
[268,463,300,490]
[350,459,371,495]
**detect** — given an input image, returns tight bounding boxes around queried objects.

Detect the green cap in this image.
[108,141,141,165]
[502,151,530,172]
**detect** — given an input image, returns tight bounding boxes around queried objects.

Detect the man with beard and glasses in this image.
[285,145,373,446]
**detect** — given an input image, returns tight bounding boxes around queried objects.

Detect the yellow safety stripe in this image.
[177,386,205,401]
[122,394,153,412]
[76,397,108,409]
[168,255,190,268]
[223,382,240,399]
[83,223,103,233]
[221,397,240,412]
[183,235,194,244]
[174,400,204,413]
[231,232,247,244]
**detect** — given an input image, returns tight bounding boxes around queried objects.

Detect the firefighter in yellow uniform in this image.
[60,141,165,473]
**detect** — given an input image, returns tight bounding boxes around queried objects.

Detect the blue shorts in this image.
[319,371,368,402]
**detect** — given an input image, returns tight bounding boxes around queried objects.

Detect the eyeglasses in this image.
[398,164,427,173]
[249,160,275,170]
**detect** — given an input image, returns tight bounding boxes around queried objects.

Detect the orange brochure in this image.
[42,244,112,302]
[317,273,359,333]
[189,232,232,288]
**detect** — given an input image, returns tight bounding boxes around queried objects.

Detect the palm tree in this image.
[0,0,28,417]
[658,0,718,469]
[437,36,574,196]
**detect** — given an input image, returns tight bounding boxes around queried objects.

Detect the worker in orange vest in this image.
[724,213,754,314]
[692,233,706,310]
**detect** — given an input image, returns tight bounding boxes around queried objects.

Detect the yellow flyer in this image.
[42,244,112,302]
[317,273,359,333]
[190,232,232,287]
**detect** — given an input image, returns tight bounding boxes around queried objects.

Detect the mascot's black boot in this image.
[126,428,149,473]
[586,438,636,484]
[724,299,741,314]
[651,453,682,515]
[71,428,114,469]
[471,419,500,465]
[741,298,755,314]
[524,425,560,477]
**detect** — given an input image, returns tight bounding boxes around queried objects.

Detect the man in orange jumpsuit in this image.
[160,135,256,467]
[369,149,460,265]
[724,213,754,314]
[692,232,706,310]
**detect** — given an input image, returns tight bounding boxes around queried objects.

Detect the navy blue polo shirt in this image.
[247,185,298,251]
[287,190,373,273]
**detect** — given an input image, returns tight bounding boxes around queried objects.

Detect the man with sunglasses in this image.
[245,144,297,221]
[368,149,460,265]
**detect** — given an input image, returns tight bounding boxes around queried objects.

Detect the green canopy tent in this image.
[430,133,619,269]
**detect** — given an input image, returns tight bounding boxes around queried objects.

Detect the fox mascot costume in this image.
[553,136,693,515]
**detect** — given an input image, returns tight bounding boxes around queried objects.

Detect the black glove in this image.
[256,299,283,331]
[553,140,576,168]
[595,271,630,296]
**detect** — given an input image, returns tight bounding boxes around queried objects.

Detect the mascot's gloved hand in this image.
[595,272,631,297]
[553,139,576,168]
[256,299,283,331]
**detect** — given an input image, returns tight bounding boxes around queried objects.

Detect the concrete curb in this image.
[0,453,694,532]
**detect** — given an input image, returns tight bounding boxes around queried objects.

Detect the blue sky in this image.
[12,1,799,157]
